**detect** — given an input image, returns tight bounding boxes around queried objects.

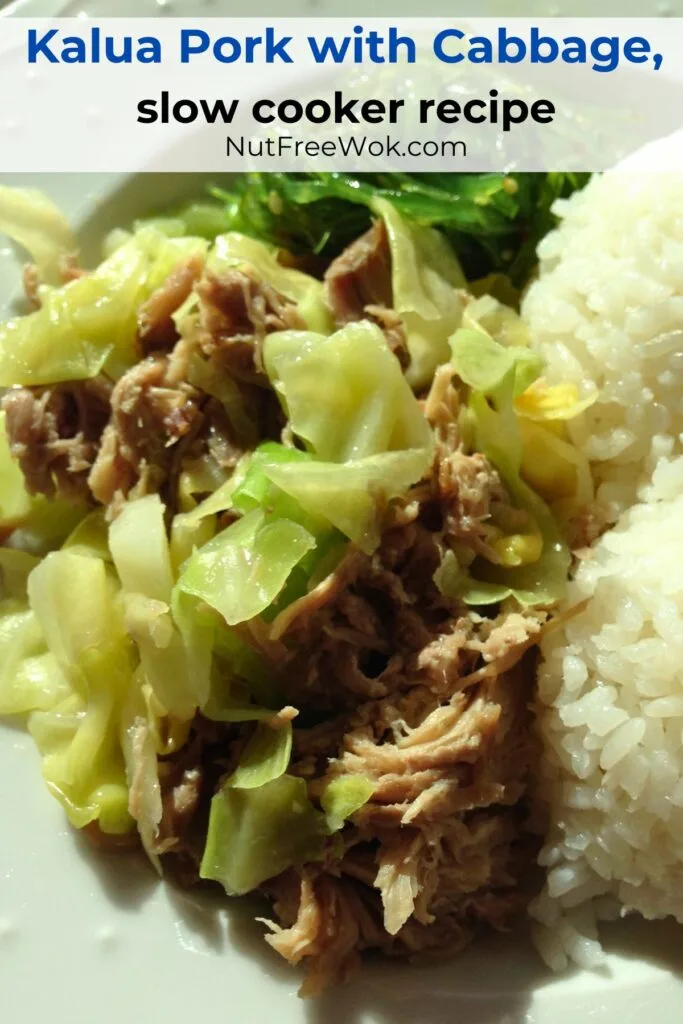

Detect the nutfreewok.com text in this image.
[225,134,468,160]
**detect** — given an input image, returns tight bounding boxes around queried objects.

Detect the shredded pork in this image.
[138,254,205,353]
[151,433,543,993]
[196,267,305,383]
[4,264,300,516]
[4,229,552,994]
[2,378,111,499]
[88,354,202,511]
[325,219,409,367]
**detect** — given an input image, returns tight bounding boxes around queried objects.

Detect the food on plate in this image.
[522,161,683,969]
[0,168,680,993]
[523,171,683,531]
[532,457,683,970]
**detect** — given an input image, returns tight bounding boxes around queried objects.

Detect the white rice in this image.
[525,170,683,969]
[522,171,683,525]
[532,456,683,969]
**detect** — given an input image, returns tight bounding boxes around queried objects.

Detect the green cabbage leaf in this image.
[176,508,316,627]
[109,494,213,714]
[321,775,374,832]
[0,185,77,285]
[264,320,431,461]
[259,449,429,555]
[0,228,207,387]
[445,325,570,607]
[26,550,134,834]
[200,774,326,896]
[372,198,466,388]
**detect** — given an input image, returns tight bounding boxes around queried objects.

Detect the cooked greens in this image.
[26,549,134,834]
[201,774,327,896]
[170,172,589,289]
[0,229,208,386]
[0,171,596,990]
[264,320,432,459]
[0,185,76,286]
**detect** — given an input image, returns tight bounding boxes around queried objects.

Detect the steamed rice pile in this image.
[525,170,683,968]
[532,457,683,968]
[523,171,683,527]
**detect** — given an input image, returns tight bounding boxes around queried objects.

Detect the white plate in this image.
[5,0,683,17]
[2,4,683,1023]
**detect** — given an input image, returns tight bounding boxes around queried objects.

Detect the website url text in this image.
[226,134,467,160]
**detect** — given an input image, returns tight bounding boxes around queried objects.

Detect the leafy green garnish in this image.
[208,172,589,288]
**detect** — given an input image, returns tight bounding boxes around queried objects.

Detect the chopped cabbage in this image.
[0,646,71,717]
[455,391,569,607]
[229,721,293,789]
[169,510,216,578]
[259,448,430,554]
[519,418,594,509]
[0,235,145,386]
[211,625,283,708]
[109,494,212,714]
[179,477,239,529]
[176,444,347,640]
[0,547,38,598]
[0,228,207,387]
[321,776,374,832]
[176,508,316,626]
[434,548,512,607]
[514,379,598,422]
[372,198,466,389]
[211,232,333,334]
[110,494,174,602]
[450,327,542,401]
[62,510,111,562]
[201,765,374,896]
[203,699,278,723]
[232,443,316,517]
[200,774,326,895]
[28,550,117,673]
[141,202,229,241]
[462,293,530,348]
[0,185,77,285]
[133,200,229,242]
[26,550,134,834]
[177,461,223,515]
[0,548,70,716]
[448,324,570,607]
[29,692,132,836]
[3,495,88,557]
[264,321,431,461]
[0,411,32,528]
